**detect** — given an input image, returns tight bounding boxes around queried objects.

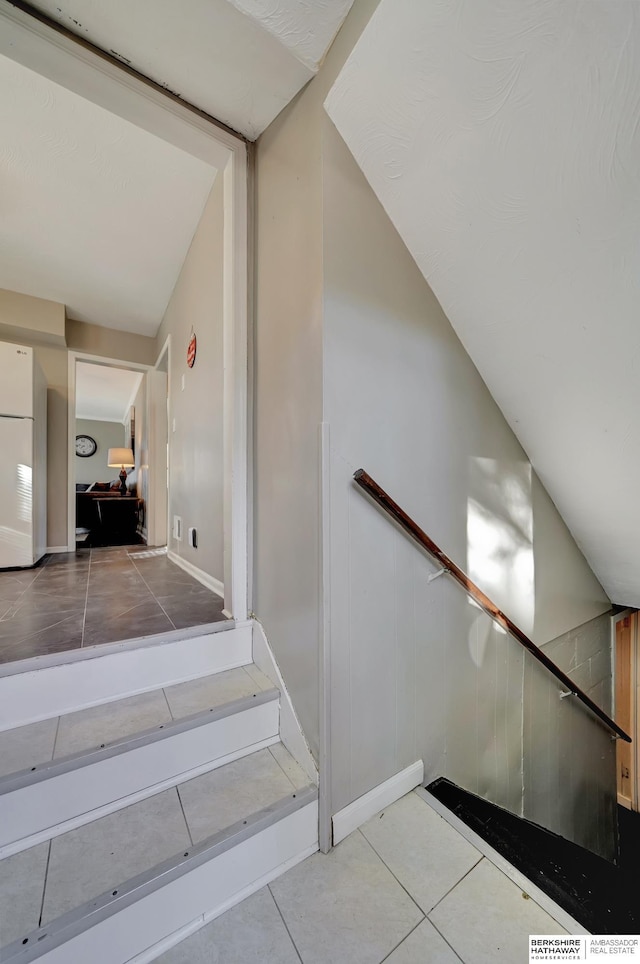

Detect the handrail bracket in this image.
[427,567,449,583]
[352,467,632,744]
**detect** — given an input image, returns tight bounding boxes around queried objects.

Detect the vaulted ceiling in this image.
[76,362,142,423]
[0,52,216,336]
[0,0,354,336]
[326,0,640,606]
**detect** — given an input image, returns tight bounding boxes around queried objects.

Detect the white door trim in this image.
[148,337,170,549]
[2,1,250,622]
[67,353,153,553]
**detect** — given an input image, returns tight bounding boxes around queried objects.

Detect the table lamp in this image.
[107,447,135,496]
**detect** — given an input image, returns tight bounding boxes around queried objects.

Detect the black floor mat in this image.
[427,777,640,934]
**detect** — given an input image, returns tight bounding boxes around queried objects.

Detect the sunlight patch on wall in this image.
[467,457,534,655]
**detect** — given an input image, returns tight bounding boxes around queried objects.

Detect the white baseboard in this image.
[251,619,318,786]
[332,760,424,846]
[168,550,224,599]
[47,546,69,554]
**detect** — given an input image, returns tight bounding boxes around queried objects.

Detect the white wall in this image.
[253,0,351,761]
[74,418,126,484]
[322,116,613,856]
[254,0,615,857]
[156,175,224,583]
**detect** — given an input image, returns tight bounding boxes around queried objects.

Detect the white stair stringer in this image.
[0,788,318,964]
[0,690,280,858]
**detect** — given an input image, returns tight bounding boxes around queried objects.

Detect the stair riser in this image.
[2,801,318,964]
[0,699,279,855]
[0,624,252,731]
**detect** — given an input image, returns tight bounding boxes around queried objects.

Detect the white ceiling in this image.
[0,0,354,339]
[76,362,142,423]
[0,52,216,336]
[326,0,640,606]
[28,0,355,139]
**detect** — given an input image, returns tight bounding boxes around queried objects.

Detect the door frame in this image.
[148,335,170,551]
[612,609,638,810]
[2,2,250,623]
[67,352,153,550]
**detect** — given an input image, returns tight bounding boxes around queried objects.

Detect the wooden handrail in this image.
[353,468,631,743]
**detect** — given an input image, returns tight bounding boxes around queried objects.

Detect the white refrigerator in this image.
[0,341,47,568]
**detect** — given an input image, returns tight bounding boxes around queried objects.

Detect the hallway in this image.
[0,547,227,664]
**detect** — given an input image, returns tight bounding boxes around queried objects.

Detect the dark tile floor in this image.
[0,547,228,665]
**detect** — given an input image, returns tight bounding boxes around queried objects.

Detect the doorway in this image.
[147,340,169,549]
[615,611,638,810]
[68,354,154,551]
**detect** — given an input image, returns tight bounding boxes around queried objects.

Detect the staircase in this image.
[0,622,318,963]
[428,777,640,935]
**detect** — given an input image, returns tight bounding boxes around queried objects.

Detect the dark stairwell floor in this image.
[427,777,640,935]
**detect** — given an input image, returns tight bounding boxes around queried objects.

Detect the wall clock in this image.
[76,434,97,458]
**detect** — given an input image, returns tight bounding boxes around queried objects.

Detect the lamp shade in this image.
[107,447,135,468]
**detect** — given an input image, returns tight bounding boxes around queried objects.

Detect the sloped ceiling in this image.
[326,0,640,606]
[76,362,142,422]
[0,0,354,337]
[0,52,216,335]
[27,0,355,139]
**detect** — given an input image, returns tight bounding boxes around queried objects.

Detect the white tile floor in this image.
[0,744,309,949]
[0,665,273,777]
[157,790,568,964]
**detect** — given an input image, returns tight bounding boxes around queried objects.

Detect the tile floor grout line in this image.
[0,548,223,664]
[0,566,41,623]
[37,838,53,928]
[161,686,176,721]
[175,784,195,847]
[425,854,486,917]
[2,611,87,649]
[130,557,177,631]
[50,713,62,761]
[80,550,93,647]
[424,915,466,964]
[378,916,427,964]
[267,884,305,964]
[355,827,436,920]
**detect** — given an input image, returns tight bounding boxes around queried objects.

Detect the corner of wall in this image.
[251,618,318,785]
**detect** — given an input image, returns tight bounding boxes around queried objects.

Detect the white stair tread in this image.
[0,743,310,950]
[0,665,273,778]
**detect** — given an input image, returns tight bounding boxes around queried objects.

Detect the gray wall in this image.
[156,175,224,584]
[253,0,337,759]
[254,0,615,855]
[74,419,126,485]
[524,614,616,859]
[322,116,614,855]
[322,115,614,854]
[66,319,157,367]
